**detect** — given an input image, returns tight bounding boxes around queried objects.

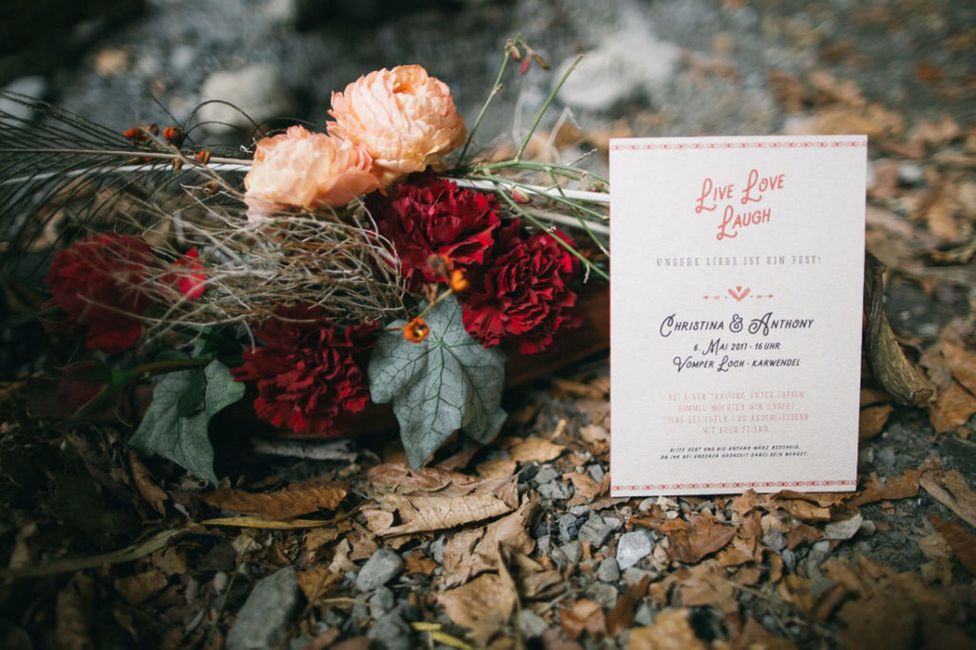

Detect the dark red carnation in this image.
[462,224,582,355]
[368,177,501,290]
[232,308,376,436]
[46,234,154,352]
[165,247,206,300]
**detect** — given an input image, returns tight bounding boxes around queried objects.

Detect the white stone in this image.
[554,21,680,112]
[199,64,295,133]
[616,531,652,570]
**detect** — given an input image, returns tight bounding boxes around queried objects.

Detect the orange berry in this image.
[449,269,470,293]
[402,318,430,344]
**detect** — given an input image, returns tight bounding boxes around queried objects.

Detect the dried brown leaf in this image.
[151,547,187,576]
[931,381,976,432]
[203,480,346,520]
[673,561,737,615]
[786,521,822,550]
[114,569,167,606]
[559,599,605,641]
[943,341,976,395]
[920,469,976,528]
[729,617,797,650]
[565,472,601,505]
[628,608,707,650]
[507,437,565,463]
[849,470,921,507]
[55,574,95,650]
[443,496,537,587]
[403,551,439,576]
[437,573,516,646]
[476,458,517,478]
[297,566,339,602]
[928,514,976,574]
[367,463,456,492]
[128,450,168,515]
[666,515,737,564]
[377,487,517,537]
[607,576,650,637]
[859,404,893,441]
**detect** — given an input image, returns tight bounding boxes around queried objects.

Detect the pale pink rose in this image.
[244,125,379,220]
[328,65,467,187]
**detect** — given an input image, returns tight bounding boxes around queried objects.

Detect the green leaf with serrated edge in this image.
[368,296,507,468]
[129,360,244,484]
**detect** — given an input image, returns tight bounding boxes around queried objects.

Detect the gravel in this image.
[577,514,612,547]
[597,558,620,582]
[367,610,412,650]
[226,567,299,650]
[355,548,404,592]
[616,530,653,570]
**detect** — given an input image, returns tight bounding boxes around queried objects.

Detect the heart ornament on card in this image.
[728,286,751,302]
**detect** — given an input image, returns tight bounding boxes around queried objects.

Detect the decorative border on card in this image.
[612,479,857,491]
[610,140,867,151]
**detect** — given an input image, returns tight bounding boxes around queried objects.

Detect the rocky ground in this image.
[1,0,975,649]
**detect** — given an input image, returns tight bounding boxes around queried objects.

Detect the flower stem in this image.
[497,187,609,282]
[384,288,455,331]
[513,53,583,162]
[458,37,518,165]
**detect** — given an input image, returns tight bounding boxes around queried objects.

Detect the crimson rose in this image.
[46,234,154,352]
[462,224,581,354]
[232,308,376,435]
[369,177,500,290]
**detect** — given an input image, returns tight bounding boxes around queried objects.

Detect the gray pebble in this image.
[560,541,582,565]
[537,534,552,554]
[369,586,395,620]
[428,537,445,564]
[634,601,654,626]
[761,530,787,553]
[367,610,411,650]
[537,479,573,501]
[578,515,612,547]
[586,582,619,609]
[616,531,653,570]
[877,447,897,467]
[603,515,623,531]
[623,567,655,585]
[782,548,796,572]
[587,464,606,483]
[897,161,924,186]
[355,548,403,592]
[569,504,592,516]
[533,465,560,485]
[597,558,620,582]
[859,519,877,537]
[517,610,548,638]
[226,567,299,650]
[558,513,582,542]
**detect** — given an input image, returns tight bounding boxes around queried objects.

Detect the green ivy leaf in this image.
[369,295,507,468]
[129,360,244,484]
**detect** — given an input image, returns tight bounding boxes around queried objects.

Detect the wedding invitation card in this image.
[609,135,866,496]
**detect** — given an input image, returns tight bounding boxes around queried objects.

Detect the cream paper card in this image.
[609,135,866,496]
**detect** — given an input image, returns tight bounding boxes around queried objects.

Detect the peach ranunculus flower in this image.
[244,125,379,220]
[328,65,467,187]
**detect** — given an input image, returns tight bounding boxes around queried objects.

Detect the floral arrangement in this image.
[0,40,609,478]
